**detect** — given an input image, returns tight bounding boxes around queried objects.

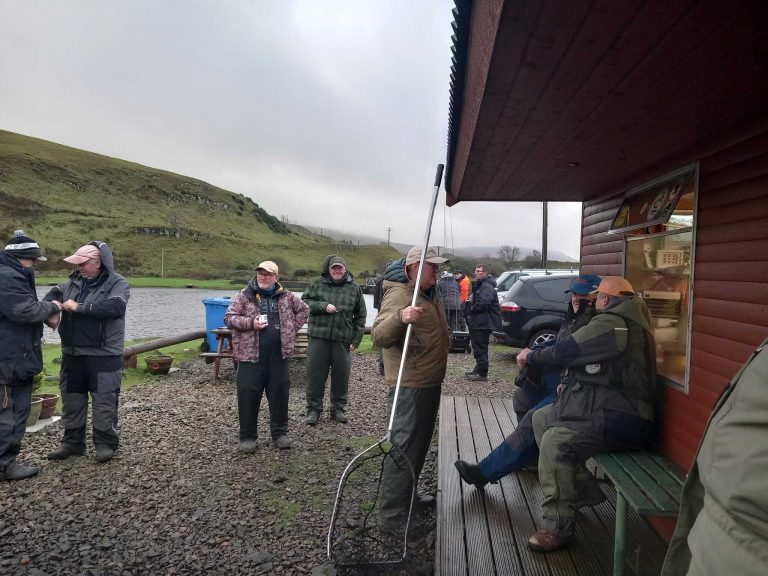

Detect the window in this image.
[532,277,574,303]
[620,167,696,392]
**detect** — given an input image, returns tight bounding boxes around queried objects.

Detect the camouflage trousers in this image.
[532,404,608,537]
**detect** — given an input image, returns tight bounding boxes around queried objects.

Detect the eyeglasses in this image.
[256,271,276,277]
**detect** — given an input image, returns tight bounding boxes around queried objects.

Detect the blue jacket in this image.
[0,252,60,384]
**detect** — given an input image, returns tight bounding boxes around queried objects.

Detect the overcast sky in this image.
[0,0,582,259]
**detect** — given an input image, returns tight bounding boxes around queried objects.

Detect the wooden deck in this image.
[437,396,669,576]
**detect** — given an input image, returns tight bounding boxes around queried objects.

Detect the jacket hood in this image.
[604,296,653,333]
[245,278,285,298]
[320,254,355,284]
[67,241,117,279]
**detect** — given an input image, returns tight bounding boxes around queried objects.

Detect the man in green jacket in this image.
[303,255,366,425]
[661,338,768,575]
[523,276,657,552]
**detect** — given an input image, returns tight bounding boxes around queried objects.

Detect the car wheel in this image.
[528,328,557,348]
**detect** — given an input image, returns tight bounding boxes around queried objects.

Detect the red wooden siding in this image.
[580,127,768,472]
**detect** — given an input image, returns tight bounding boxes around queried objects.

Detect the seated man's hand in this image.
[517,348,531,367]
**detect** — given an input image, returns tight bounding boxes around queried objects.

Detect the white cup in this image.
[259,314,268,325]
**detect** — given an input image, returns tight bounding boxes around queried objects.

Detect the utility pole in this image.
[542,201,548,270]
[386,227,392,246]
[161,248,165,278]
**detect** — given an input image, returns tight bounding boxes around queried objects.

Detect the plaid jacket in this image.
[302,271,366,347]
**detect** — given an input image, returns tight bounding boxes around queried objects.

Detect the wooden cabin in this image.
[445,0,768,540]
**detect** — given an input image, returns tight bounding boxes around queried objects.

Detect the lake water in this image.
[36,286,377,344]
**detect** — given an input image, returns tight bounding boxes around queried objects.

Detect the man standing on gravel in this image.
[372,246,450,528]
[225,261,309,452]
[303,255,366,426]
[44,241,129,464]
[0,231,61,481]
[464,263,501,382]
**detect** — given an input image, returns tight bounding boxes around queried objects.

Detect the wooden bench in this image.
[200,327,235,379]
[593,451,684,576]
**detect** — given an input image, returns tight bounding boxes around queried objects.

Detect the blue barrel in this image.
[202,297,233,351]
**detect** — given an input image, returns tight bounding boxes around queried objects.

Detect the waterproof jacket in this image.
[465,275,501,331]
[224,279,309,362]
[0,252,60,385]
[456,274,471,303]
[302,258,366,348]
[536,296,656,439]
[437,276,461,310]
[372,278,450,389]
[661,338,768,576]
[43,241,129,356]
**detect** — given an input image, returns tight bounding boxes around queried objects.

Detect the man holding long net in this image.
[371,245,450,532]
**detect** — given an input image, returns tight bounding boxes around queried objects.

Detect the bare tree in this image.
[524,249,542,267]
[498,245,520,269]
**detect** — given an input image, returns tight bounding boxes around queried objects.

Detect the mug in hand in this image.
[259,314,268,326]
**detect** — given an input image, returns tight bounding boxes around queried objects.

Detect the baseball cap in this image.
[255,260,279,275]
[63,244,101,264]
[593,276,635,297]
[566,274,602,295]
[405,245,449,266]
[328,256,347,268]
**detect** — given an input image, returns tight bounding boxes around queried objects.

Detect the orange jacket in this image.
[457,275,471,303]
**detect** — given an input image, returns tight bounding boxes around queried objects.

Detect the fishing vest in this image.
[570,312,656,420]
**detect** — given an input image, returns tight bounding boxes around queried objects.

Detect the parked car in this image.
[495,268,574,301]
[493,273,578,348]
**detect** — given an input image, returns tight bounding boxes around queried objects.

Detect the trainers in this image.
[305,411,320,426]
[47,444,86,460]
[1,460,39,481]
[330,410,348,423]
[273,435,292,450]
[239,440,258,453]
[466,373,488,382]
[527,528,573,552]
[454,460,488,489]
[94,447,115,463]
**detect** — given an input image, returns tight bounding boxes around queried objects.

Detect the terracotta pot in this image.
[145,355,174,375]
[27,397,43,426]
[37,393,60,419]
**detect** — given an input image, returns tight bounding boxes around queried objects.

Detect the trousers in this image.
[0,380,32,467]
[305,337,351,413]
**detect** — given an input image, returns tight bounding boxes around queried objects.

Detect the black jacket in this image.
[44,241,129,356]
[465,275,501,331]
[0,252,59,384]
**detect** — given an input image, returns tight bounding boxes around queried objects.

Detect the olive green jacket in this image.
[661,338,768,575]
[372,279,450,389]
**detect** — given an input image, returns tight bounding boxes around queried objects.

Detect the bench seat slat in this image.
[199,352,234,358]
[595,453,679,516]
[627,452,684,504]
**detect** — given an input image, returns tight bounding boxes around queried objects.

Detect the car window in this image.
[531,277,574,302]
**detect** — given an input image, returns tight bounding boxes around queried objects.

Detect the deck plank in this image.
[437,396,468,576]
[438,396,669,576]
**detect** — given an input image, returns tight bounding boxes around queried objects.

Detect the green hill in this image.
[0,130,399,279]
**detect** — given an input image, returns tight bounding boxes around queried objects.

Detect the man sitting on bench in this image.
[524,276,657,552]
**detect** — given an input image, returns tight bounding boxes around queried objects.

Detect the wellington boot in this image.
[47,444,86,460]
[454,460,488,489]
[95,447,115,463]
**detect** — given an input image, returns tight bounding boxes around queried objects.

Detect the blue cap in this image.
[566,274,602,295]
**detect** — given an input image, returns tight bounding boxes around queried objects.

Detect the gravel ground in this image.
[1,349,518,576]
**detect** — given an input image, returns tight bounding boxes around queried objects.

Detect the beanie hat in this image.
[4,230,47,261]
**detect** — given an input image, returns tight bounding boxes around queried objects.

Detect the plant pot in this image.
[37,393,60,419]
[27,397,43,426]
[145,355,174,375]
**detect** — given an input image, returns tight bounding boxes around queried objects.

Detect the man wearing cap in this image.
[302,255,366,425]
[464,263,501,382]
[44,241,129,464]
[454,274,601,490]
[0,231,62,481]
[225,261,309,451]
[372,246,450,527]
[524,276,657,552]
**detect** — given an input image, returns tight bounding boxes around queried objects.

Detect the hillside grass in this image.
[0,130,400,279]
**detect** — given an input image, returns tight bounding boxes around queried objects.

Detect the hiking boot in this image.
[454,460,488,489]
[466,373,488,382]
[527,528,573,552]
[464,370,478,376]
[415,493,436,508]
[330,410,348,423]
[305,411,320,426]
[1,460,39,481]
[239,440,258,453]
[94,447,115,463]
[273,435,292,450]
[47,444,86,460]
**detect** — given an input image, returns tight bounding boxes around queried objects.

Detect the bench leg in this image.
[613,492,627,576]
